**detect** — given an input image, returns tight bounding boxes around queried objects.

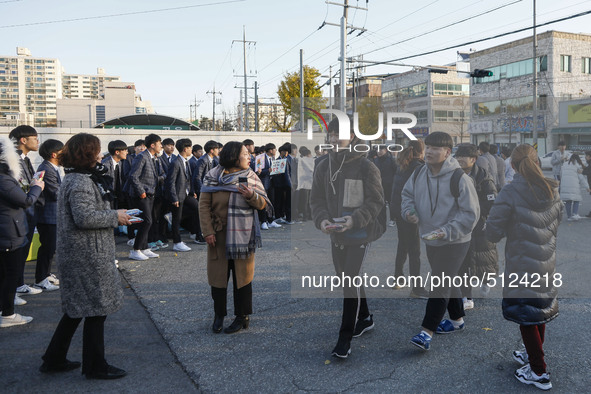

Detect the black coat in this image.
[390,158,423,219]
[486,173,563,325]
[373,153,397,199]
[0,169,42,251]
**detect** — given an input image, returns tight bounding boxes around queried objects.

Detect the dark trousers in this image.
[36,223,56,283]
[17,212,36,287]
[132,195,154,251]
[0,247,25,316]
[149,196,166,243]
[171,195,199,243]
[211,260,253,317]
[274,186,292,221]
[421,242,470,332]
[332,243,371,341]
[394,216,421,281]
[42,314,108,375]
[520,324,547,375]
[297,189,312,220]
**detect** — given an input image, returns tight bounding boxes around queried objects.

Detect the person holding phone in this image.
[310,119,386,359]
[40,133,132,378]
[199,141,272,334]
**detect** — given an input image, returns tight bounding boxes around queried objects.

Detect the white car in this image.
[540,150,587,170]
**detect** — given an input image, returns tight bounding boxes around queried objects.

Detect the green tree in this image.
[277,65,324,132]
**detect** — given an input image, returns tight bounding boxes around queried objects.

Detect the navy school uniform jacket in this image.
[35,160,61,225]
[165,156,194,204]
[192,154,218,196]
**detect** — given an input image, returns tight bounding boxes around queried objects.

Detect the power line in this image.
[358,9,591,69]
[0,0,245,28]
[361,0,523,57]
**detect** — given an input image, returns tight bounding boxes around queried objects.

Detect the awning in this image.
[551,127,591,134]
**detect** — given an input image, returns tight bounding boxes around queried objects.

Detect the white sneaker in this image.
[34,278,59,291]
[268,221,282,228]
[129,249,149,261]
[16,284,42,295]
[189,233,197,240]
[141,249,159,258]
[14,294,27,306]
[47,274,59,285]
[463,298,474,310]
[0,313,33,328]
[173,242,191,252]
[388,220,395,227]
[572,214,581,221]
[127,238,136,247]
[114,260,119,268]
[261,222,269,230]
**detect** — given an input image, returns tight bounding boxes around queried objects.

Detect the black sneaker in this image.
[410,287,429,299]
[331,338,351,359]
[352,314,374,338]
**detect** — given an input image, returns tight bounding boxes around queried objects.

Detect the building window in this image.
[583,57,591,74]
[96,105,105,124]
[560,55,571,72]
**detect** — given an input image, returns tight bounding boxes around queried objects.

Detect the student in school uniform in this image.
[33,139,64,292]
[123,134,164,261]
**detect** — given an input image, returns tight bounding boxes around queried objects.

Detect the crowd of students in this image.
[1,123,584,390]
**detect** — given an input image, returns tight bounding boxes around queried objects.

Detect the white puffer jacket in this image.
[560,162,589,201]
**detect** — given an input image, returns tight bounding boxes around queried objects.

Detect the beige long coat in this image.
[199,190,266,289]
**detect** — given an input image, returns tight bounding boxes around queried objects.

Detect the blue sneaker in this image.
[155,240,169,249]
[435,319,465,334]
[410,331,431,350]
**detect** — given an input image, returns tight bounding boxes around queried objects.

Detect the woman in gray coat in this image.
[40,133,131,379]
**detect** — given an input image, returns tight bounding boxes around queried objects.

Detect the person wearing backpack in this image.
[401,132,479,351]
[310,119,385,359]
[486,144,562,390]
[390,139,428,298]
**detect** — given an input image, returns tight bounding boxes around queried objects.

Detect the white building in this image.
[57,81,153,128]
[62,67,120,99]
[381,64,471,144]
[469,30,591,154]
[0,47,62,127]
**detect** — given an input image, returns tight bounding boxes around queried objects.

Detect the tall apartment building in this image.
[469,30,591,154]
[238,101,287,132]
[381,64,471,143]
[62,67,120,99]
[0,47,62,127]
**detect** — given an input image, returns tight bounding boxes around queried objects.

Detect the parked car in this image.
[540,150,587,170]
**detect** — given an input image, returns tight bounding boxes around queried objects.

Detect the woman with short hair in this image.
[199,141,271,334]
[40,133,131,379]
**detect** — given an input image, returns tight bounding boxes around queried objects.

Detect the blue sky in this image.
[2,0,591,121]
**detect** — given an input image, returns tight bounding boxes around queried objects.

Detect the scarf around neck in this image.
[65,162,114,202]
[201,165,272,259]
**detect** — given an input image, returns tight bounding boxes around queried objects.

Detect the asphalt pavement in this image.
[2,190,590,393]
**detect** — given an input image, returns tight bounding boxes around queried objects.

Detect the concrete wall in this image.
[0,126,294,169]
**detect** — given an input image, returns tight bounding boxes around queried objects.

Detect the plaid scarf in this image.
[201,165,272,260]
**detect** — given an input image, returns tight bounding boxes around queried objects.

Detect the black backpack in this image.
[411,164,466,203]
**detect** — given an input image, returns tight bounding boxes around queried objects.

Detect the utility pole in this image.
[324,0,367,112]
[239,90,244,132]
[233,26,256,132]
[254,81,259,132]
[300,49,305,133]
[532,0,538,151]
[207,84,222,131]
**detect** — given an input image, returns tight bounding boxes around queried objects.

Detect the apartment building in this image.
[62,67,120,99]
[0,47,62,127]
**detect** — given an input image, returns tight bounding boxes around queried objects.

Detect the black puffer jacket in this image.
[486,173,563,325]
[311,150,385,245]
[390,158,423,219]
[0,166,43,251]
[468,164,498,277]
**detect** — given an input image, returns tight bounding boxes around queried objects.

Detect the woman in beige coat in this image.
[199,141,270,334]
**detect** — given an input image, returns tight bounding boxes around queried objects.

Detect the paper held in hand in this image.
[270,158,287,176]
[255,153,266,172]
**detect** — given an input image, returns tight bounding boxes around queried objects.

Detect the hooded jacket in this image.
[0,136,43,251]
[486,173,563,325]
[310,150,385,245]
[401,155,479,246]
[559,162,589,201]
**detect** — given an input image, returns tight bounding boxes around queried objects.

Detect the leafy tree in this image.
[277,65,325,132]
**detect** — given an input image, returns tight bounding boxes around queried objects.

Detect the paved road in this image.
[3,191,590,393]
